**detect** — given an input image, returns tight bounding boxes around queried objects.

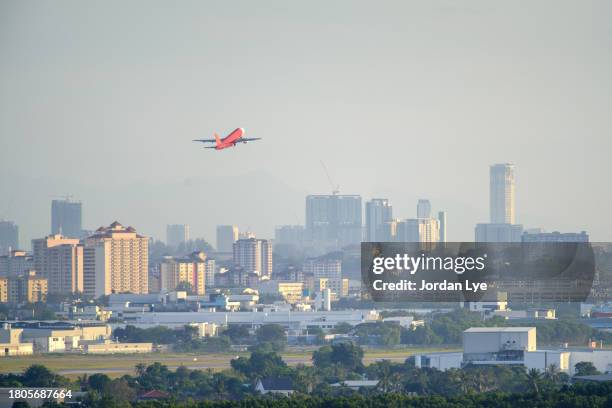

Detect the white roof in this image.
[464,327,535,333]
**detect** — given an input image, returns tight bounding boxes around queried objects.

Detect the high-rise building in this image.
[490,164,515,224]
[438,211,447,243]
[1,271,48,303]
[0,221,19,254]
[476,164,521,242]
[166,224,190,247]
[205,258,216,289]
[0,250,33,277]
[160,251,208,295]
[83,222,148,297]
[232,238,272,278]
[303,258,342,280]
[417,199,432,219]
[397,218,440,243]
[305,195,362,246]
[51,199,82,238]
[216,225,239,253]
[365,199,393,242]
[32,234,83,294]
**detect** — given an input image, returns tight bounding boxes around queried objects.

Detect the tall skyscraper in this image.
[0,221,19,254]
[233,238,272,278]
[32,234,83,294]
[438,211,447,242]
[216,225,239,252]
[490,164,515,224]
[476,164,521,242]
[365,199,393,242]
[51,199,82,237]
[417,199,432,219]
[83,221,149,297]
[305,195,362,246]
[166,224,190,247]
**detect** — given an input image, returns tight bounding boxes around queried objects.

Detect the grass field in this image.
[0,347,460,378]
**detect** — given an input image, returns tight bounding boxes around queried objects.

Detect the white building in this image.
[303,258,342,280]
[83,222,149,297]
[490,163,515,224]
[233,238,272,278]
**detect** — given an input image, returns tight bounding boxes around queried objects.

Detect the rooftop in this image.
[464,327,535,333]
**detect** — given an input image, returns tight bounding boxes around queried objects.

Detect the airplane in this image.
[193,128,261,150]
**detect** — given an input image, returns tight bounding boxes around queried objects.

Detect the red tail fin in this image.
[214,133,221,147]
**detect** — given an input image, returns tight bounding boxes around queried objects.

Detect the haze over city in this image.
[1,0,611,247]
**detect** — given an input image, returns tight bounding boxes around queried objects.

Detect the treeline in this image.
[135,382,612,408]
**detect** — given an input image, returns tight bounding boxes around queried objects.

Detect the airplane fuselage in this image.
[216,128,245,150]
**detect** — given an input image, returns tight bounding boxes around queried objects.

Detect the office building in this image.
[0,250,33,277]
[305,194,362,246]
[0,221,19,255]
[83,222,148,297]
[490,164,515,224]
[233,238,272,277]
[216,225,239,252]
[159,251,208,295]
[32,234,83,294]
[51,199,82,238]
[365,199,393,242]
[438,211,447,242]
[417,199,432,219]
[166,224,190,247]
[303,258,342,280]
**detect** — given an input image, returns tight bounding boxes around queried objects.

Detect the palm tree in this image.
[135,363,147,378]
[544,364,560,384]
[526,368,542,394]
[77,374,88,391]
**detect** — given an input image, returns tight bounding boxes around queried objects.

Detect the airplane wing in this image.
[240,137,262,143]
[193,139,216,143]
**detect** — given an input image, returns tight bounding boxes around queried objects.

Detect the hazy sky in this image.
[1,0,611,248]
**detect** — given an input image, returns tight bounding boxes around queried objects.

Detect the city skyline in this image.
[1,1,611,245]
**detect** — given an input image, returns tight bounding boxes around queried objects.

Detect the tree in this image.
[230,351,288,380]
[22,365,57,387]
[255,324,286,351]
[312,342,364,373]
[88,373,111,393]
[574,361,600,376]
[224,325,251,343]
[525,368,542,394]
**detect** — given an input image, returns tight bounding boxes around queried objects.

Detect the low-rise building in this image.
[82,340,153,354]
[0,323,34,357]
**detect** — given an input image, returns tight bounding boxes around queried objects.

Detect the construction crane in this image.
[320,161,340,195]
